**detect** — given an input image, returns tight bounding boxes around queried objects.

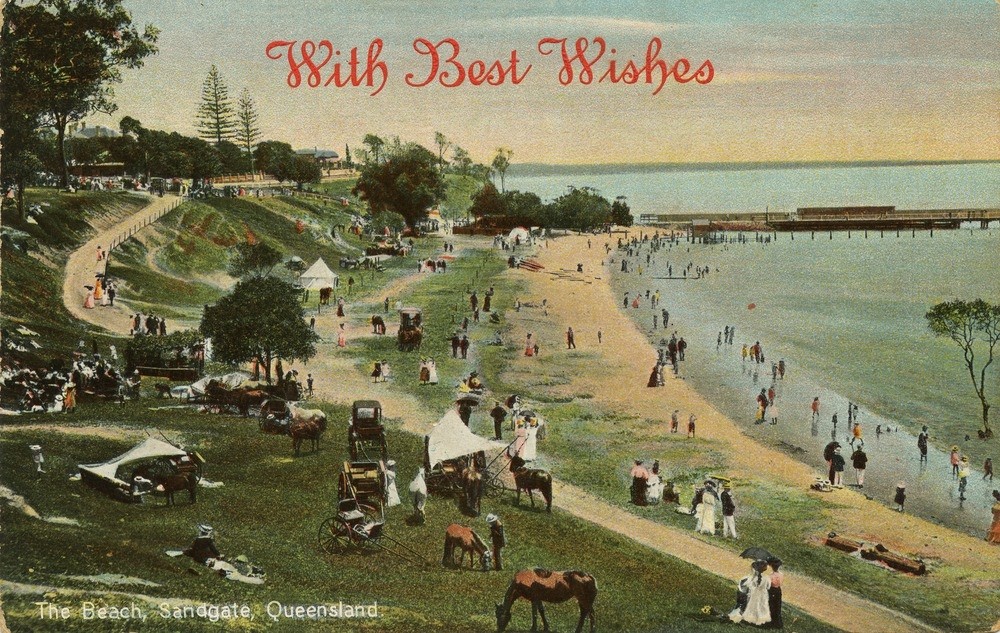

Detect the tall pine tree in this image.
[236,88,262,172]
[196,65,236,145]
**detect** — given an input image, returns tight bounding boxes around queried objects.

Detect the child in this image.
[894,481,907,512]
[29,444,45,473]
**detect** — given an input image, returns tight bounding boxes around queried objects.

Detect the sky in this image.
[86,0,1000,165]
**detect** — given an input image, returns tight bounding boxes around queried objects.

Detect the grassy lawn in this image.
[0,396,840,633]
[342,246,1000,633]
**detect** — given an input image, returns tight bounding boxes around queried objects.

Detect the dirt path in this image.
[62,194,183,335]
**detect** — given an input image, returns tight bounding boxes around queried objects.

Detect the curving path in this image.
[62,193,183,335]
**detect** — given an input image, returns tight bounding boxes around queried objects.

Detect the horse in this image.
[289,404,327,431]
[371,315,386,335]
[237,389,268,417]
[461,461,483,517]
[319,287,333,305]
[495,569,597,633]
[154,473,197,506]
[442,523,492,571]
[509,455,553,512]
[289,419,323,455]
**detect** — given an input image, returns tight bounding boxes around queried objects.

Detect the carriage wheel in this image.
[358,502,382,523]
[318,518,350,554]
[485,480,507,499]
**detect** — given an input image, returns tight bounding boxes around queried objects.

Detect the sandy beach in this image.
[503,232,1000,574]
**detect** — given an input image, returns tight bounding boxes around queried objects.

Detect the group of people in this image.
[628,459,679,506]
[691,479,739,538]
[129,312,167,337]
[83,274,116,309]
[728,557,783,628]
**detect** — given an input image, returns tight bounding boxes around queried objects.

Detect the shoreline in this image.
[507,231,1000,580]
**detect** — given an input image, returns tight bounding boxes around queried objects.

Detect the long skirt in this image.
[767,586,783,629]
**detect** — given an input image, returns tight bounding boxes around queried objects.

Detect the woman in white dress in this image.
[646,460,663,504]
[523,419,539,461]
[384,460,401,507]
[729,560,772,625]
[427,358,439,384]
[698,481,718,535]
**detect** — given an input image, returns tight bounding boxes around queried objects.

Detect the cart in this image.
[339,460,387,520]
[423,410,508,501]
[348,400,387,460]
[259,398,291,434]
[316,498,425,564]
[397,307,423,351]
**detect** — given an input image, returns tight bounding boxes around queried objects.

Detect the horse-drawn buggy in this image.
[79,437,204,504]
[348,400,387,460]
[397,307,423,351]
[316,460,423,563]
[259,398,292,434]
[423,410,507,515]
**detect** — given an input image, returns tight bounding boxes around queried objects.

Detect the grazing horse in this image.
[319,287,333,305]
[371,315,386,335]
[461,461,483,516]
[509,455,553,512]
[290,419,323,455]
[289,404,328,431]
[495,569,597,633]
[442,523,492,571]
[154,473,197,506]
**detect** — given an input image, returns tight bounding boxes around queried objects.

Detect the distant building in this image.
[295,148,341,171]
[68,123,120,139]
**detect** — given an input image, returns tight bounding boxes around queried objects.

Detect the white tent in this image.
[426,410,498,466]
[79,437,191,498]
[508,227,531,244]
[190,371,251,396]
[300,258,339,289]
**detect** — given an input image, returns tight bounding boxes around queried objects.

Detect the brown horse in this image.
[154,473,197,506]
[371,315,386,335]
[442,523,492,571]
[237,389,268,417]
[495,569,597,633]
[509,455,553,512]
[461,459,484,516]
[290,419,323,455]
[319,287,333,305]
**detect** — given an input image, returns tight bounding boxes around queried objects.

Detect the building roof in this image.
[295,148,340,160]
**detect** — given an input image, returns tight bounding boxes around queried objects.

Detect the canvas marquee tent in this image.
[79,437,192,500]
[300,258,339,289]
[425,410,498,466]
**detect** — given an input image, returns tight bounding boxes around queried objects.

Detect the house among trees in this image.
[295,148,341,173]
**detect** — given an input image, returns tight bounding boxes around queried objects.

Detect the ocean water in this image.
[608,228,1000,535]
[506,162,1000,216]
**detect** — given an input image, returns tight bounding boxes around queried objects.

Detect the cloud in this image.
[510,16,686,33]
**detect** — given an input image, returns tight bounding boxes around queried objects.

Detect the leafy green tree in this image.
[216,140,246,175]
[491,147,513,192]
[505,190,544,226]
[227,241,283,279]
[926,299,1000,435]
[1,0,159,187]
[201,277,318,383]
[551,186,612,231]
[236,89,262,172]
[255,140,294,176]
[470,182,506,219]
[196,65,236,145]
[434,131,451,172]
[450,146,473,176]
[370,211,406,236]
[611,196,633,227]
[362,133,385,165]
[352,142,444,227]
[123,330,203,373]
[287,155,322,189]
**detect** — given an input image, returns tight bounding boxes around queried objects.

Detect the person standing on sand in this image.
[851,446,868,487]
[895,482,907,512]
[831,447,846,487]
[985,458,994,481]
[917,426,929,462]
[688,414,697,438]
[337,324,346,347]
[988,490,1000,544]
[741,344,749,363]
[810,397,820,423]
[950,446,961,478]
[598,330,603,344]
[566,327,576,349]
[958,457,970,501]
[851,421,864,448]
[671,410,680,433]
[778,359,785,379]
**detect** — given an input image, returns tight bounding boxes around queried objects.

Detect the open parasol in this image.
[739,546,773,561]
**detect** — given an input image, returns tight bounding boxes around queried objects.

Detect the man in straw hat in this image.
[958,456,971,501]
[486,514,506,571]
[29,445,45,473]
[184,524,222,564]
[721,482,738,539]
